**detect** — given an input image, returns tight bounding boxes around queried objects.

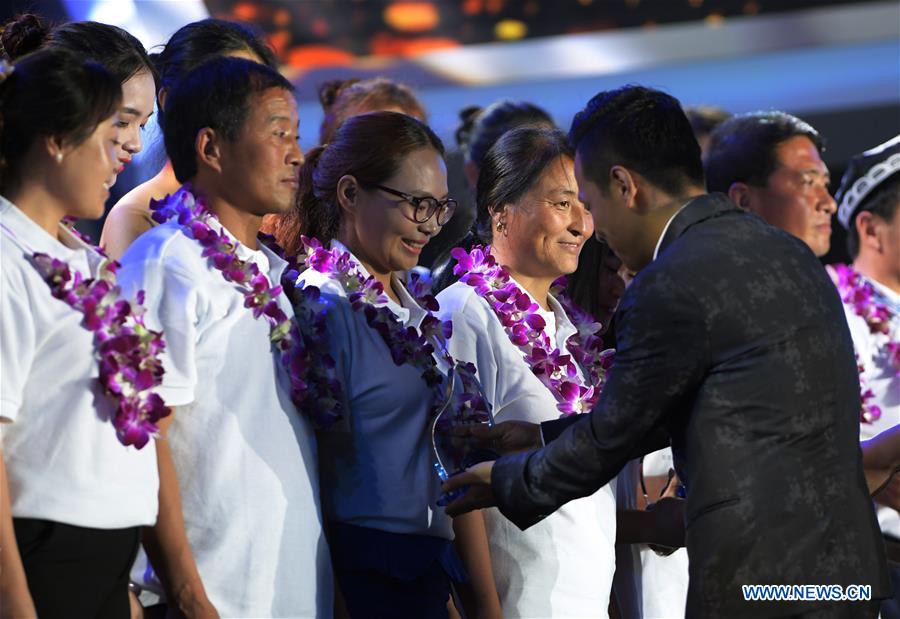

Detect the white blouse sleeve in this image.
[444,292,562,424]
[118,259,201,408]
[444,298,501,410]
[0,268,36,423]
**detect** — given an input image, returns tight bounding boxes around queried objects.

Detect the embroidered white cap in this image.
[836,135,900,229]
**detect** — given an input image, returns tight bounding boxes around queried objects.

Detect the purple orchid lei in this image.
[856,356,882,424]
[827,263,899,424]
[296,236,486,419]
[452,245,615,416]
[31,242,168,449]
[149,187,342,428]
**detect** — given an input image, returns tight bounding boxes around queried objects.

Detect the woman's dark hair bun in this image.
[317,78,358,110]
[455,105,482,149]
[1,13,50,60]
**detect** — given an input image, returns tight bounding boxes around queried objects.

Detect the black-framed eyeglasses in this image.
[368,184,457,226]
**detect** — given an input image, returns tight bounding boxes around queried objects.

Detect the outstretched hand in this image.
[443,461,497,517]
[645,496,686,554]
[451,420,542,455]
[874,474,900,512]
[861,424,900,496]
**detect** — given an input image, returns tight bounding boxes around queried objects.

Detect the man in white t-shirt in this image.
[834,135,900,619]
[116,57,332,617]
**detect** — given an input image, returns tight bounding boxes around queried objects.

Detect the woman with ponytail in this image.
[273,111,488,617]
[1,13,157,191]
[100,18,277,259]
[0,49,162,619]
[437,126,617,618]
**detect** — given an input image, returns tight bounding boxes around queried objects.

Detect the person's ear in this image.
[195,127,223,174]
[855,211,884,253]
[43,134,67,163]
[489,204,510,237]
[336,175,359,215]
[157,87,168,113]
[727,182,753,211]
[610,165,638,212]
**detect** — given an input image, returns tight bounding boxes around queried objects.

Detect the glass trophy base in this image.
[431,363,496,507]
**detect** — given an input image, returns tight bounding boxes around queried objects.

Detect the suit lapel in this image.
[657,193,741,257]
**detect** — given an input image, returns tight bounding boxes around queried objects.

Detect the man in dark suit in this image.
[444,86,889,618]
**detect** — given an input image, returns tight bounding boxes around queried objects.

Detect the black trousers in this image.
[14,518,140,619]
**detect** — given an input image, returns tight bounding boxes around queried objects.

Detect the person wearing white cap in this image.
[831,134,900,619]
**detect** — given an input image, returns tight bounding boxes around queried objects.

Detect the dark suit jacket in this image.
[492,193,890,618]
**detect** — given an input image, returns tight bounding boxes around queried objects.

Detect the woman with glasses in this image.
[275,111,465,618]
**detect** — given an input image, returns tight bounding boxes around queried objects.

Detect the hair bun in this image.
[1,13,50,60]
[317,78,358,110]
[455,105,482,148]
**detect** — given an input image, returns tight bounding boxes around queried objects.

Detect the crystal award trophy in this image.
[432,362,498,506]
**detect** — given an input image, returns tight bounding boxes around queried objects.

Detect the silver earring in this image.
[55,153,63,163]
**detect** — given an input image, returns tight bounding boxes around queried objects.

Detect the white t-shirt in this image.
[612,451,690,619]
[117,218,332,618]
[297,240,452,540]
[628,447,689,619]
[842,273,900,539]
[0,196,158,529]
[438,281,617,618]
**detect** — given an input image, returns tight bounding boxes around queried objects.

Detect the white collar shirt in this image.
[297,239,452,539]
[116,216,332,618]
[0,196,158,528]
[653,204,690,261]
[437,279,617,617]
[842,273,900,538]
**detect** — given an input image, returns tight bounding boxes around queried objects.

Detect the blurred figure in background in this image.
[431,100,555,288]
[101,18,277,259]
[420,104,481,270]
[317,76,426,144]
[684,105,731,156]
[705,110,836,258]
[564,236,624,338]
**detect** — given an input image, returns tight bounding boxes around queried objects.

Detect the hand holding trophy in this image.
[432,361,498,506]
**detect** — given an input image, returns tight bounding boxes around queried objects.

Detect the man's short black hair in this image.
[704,111,823,194]
[163,56,293,182]
[846,174,900,258]
[569,85,704,195]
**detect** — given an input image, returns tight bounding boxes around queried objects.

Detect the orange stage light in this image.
[232,2,258,22]
[383,2,440,32]
[274,9,291,27]
[286,45,355,69]
[371,32,458,57]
